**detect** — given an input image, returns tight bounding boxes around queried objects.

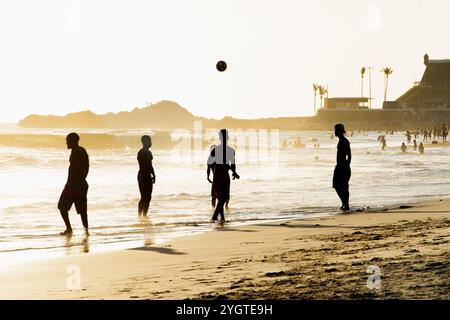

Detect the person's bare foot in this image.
[60,229,73,236]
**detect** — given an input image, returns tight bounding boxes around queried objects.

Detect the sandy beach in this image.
[0,198,449,300]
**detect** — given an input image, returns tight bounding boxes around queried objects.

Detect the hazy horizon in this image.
[0,0,449,122]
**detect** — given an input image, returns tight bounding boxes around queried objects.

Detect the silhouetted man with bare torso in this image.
[137,135,155,216]
[333,124,351,211]
[58,133,89,235]
[207,129,239,222]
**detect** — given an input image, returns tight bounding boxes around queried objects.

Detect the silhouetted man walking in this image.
[58,133,89,235]
[333,124,351,211]
[137,135,155,216]
[207,129,239,222]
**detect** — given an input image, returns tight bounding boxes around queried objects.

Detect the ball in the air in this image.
[216,60,227,72]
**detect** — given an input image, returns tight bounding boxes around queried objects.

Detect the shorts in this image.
[212,170,230,201]
[333,165,351,189]
[58,185,88,214]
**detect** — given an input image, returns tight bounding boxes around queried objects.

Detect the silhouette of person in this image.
[58,133,89,236]
[419,142,424,154]
[207,129,239,222]
[406,131,411,143]
[442,123,448,143]
[137,135,155,216]
[380,135,387,150]
[333,124,351,211]
[207,144,231,209]
[401,142,407,153]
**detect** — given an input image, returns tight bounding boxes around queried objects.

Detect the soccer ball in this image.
[216,60,227,72]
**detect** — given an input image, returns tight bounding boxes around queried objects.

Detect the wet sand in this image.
[0,199,449,299]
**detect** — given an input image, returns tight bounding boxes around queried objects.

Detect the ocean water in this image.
[0,125,448,267]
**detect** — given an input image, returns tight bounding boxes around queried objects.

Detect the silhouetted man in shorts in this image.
[58,133,89,235]
[207,129,239,222]
[137,135,155,216]
[333,124,351,211]
[207,144,230,209]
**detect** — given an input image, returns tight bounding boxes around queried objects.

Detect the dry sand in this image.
[0,199,449,300]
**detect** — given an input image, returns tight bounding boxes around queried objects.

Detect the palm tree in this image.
[360,67,366,97]
[313,84,319,115]
[382,67,393,101]
[319,86,328,108]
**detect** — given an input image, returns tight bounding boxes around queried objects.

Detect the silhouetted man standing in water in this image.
[207,144,230,209]
[58,133,89,235]
[207,129,239,222]
[333,124,351,211]
[137,135,155,216]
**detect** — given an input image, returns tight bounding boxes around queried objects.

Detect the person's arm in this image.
[207,149,215,182]
[82,150,89,181]
[230,150,240,180]
[149,154,156,183]
[347,142,352,166]
[207,165,213,183]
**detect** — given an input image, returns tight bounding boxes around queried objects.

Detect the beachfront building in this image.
[324,97,369,110]
[384,54,450,120]
[315,54,450,128]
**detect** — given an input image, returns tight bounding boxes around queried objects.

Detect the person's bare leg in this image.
[142,182,152,216]
[342,189,350,210]
[142,194,151,216]
[60,210,73,235]
[217,200,226,222]
[80,211,89,234]
[211,200,225,222]
[138,200,143,215]
[334,188,345,210]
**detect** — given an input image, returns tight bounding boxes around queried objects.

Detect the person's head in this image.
[66,132,80,149]
[219,129,229,144]
[141,135,152,148]
[334,123,346,137]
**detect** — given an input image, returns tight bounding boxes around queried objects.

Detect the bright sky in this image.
[0,0,449,122]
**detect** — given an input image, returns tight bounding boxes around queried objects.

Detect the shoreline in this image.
[0,197,435,271]
[0,197,449,299]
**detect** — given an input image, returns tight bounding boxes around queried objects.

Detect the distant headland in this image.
[18,100,313,130]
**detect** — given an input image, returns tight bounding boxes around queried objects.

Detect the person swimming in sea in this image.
[419,142,424,154]
[401,142,407,153]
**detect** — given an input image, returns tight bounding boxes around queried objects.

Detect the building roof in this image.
[326,97,370,102]
[428,59,450,64]
[421,58,450,89]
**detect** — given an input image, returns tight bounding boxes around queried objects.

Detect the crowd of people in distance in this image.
[375,123,450,154]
